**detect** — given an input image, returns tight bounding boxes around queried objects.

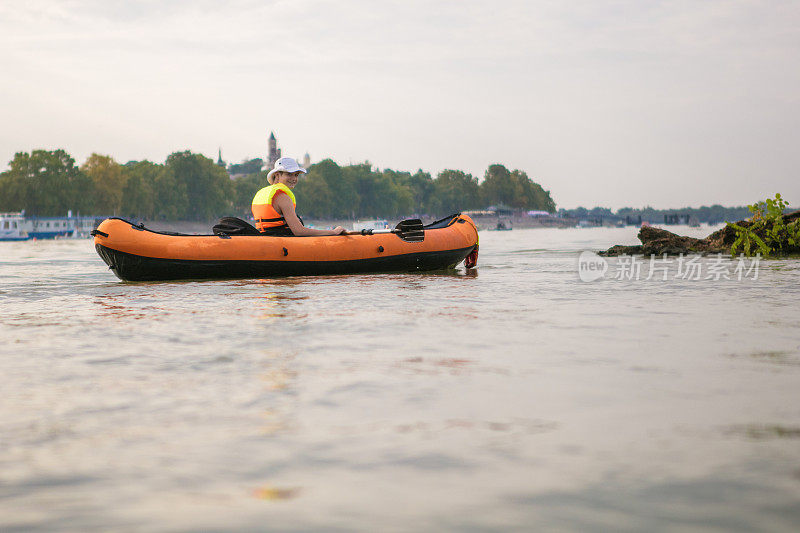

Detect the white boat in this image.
[0,211,98,241]
[0,212,29,241]
[29,217,75,239]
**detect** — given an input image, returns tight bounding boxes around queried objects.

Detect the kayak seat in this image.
[212,217,262,236]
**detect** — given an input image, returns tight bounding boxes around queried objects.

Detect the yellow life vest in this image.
[251,183,296,233]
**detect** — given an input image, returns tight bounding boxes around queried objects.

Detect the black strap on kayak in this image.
[256,215,304,224]
[255,215,305,237]
[259,226,293,237]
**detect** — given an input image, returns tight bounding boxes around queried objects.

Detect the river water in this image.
[1,226,799,532]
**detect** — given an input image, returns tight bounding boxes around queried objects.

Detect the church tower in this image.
[267,132,282,168]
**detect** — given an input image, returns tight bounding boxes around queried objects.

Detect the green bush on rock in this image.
[727,194,800,257]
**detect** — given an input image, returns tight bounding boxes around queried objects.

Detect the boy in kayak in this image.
[252,157,346,236]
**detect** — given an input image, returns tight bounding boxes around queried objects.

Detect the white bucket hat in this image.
[267,157,307,183]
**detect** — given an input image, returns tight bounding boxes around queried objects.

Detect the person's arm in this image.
[273,194,345,236]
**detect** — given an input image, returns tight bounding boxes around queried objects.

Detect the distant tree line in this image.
[233,159,555,219]
[0,149,232,220]
[0,149,556,221]
[228,158,263,176]
[558,205,754,224]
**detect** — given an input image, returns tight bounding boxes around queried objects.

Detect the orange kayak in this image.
[93,214,479,281]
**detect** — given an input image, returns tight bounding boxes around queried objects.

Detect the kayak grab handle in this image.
[91,229,109,238]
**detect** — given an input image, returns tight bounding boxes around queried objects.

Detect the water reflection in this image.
[433,307,480,319]
[399,357,474,375]
[252,484,301,501]
[253,347,301,439]
[395,356,509,376]
[723,424,800,440]
[725,350,800,367]
[247,279,310,321]
[260,352,298,392]
[328,418,558,437]
[94,294,155,320]
[417,269,479,279]
[747,350,800,366]
[253,292,308,320]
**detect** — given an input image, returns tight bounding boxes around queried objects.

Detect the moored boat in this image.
[0,211,99,241]
[0,212,29,241]
[29,217,76,239]
[495,219,513,231]
[93,213,479,281]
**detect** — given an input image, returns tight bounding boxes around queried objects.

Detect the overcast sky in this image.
[1,0,799,209]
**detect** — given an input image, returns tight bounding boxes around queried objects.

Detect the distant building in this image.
[216,148,226,168]
[267,132,311,169]
[267,132,282,168]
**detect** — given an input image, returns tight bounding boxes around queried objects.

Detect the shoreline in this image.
[143,215,576,234]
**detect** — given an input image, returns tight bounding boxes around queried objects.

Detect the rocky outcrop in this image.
[600,210,800,256]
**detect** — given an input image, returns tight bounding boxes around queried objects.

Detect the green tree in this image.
[434,169,480,214]
[295,159,344,218]
[164,151,233,220]
[228,158,264,175]
[480,164,556,212]
[294,171,334,218]
[376,169,414,216]
[345,163,378,218]
[480,164,515,207]
[406,170,435,214]
[232,172,266,218]
[343,163,413,218]
[121,161,162,219]
[153,167,188,220]
[82,153,126,215]
[0,162,27,212]
[0,149,93,216]
[510,169,556,212]
[314,159,358,219]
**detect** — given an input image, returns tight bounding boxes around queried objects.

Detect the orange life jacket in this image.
[251,183,296,233]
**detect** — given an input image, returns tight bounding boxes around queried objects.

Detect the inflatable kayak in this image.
[93,213,479,281]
